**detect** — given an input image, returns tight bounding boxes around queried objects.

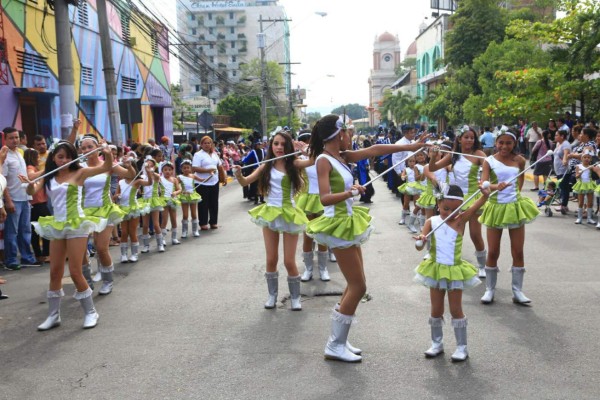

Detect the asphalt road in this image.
[1,178,598,400]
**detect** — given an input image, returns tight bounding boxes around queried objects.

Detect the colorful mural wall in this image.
[0,0,172,144]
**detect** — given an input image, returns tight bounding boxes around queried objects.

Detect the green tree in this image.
[306,112,321,127]
[330,104,368,120]
[380,91,420,125]
[170,83,195,131]
[216,94,261,129]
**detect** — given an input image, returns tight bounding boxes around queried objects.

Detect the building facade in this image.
[176,0,286,107]
[368,32,401,127]
[0,0,172,144]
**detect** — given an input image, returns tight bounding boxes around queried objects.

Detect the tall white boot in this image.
[141,234,151,253]
[324,311,362,362]
[98,264,114,295]
[264,271,278,309]
[171,229,181,245]
[575,208,583,224]
[399,209,410,225]
[181,219,189,238]
[424,317,444,358]
[317,251,331,281]
[120,243,129,263]
[407,213,418,234]
[287,275,302,311]
[587,208,596,224]
[192,219,201,237]
[481,266,498,304]
[82,263,94,290]
[328,249,337,262]
[450,318,468,362]
[37,289,63,331]
[74,287,99,329]
[417,214,426,232]
[301,251,314,282]
[333,303,362,355]
[475,250,487,278]
[129,242,139,263]
[156,234,165,252]
[511,266,531,304]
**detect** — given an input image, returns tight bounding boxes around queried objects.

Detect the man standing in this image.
[2,127,39,270]
[480,127,495,156]
[525,122,542,156]
[32,135,48,171]
[392,127,416,206]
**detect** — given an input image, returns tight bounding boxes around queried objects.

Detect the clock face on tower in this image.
[383,54,392,62]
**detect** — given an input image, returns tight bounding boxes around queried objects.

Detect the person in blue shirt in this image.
[479,127,495,156]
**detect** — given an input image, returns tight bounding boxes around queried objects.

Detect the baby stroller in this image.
[539,170,567,217]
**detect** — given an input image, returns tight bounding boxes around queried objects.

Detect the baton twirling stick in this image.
[579,160,600,172]
[192,173,218,191]
[29,144,109,184]
[240,151,302,170]
[488,150,554,198]
[438,149,487,160]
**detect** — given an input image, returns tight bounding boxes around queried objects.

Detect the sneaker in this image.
[4,264,20,271]
[120,254,129,263]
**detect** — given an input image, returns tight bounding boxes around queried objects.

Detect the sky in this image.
[151,1,433,115]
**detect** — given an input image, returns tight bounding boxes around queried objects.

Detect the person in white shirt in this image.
[526,121,542,157]
[192,136,225,230]
[392,127,416,223]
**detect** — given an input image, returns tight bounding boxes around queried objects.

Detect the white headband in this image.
[433,182,464,201]
[324,115,348,142]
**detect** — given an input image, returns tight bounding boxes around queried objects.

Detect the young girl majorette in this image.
[22,141,112,330]
[113,162,151,263]
[79,135,135,295]
[398,154,426,234]
[234,131,310,311]
[159,161,183,245]
[141,158,167,253]
[479,129,540,304]
[572,149,598,225]
[306,114,428,362]
[414,183,489,362]
[178,159,203,238]
[295,131,331,282]
[429,128,488,278]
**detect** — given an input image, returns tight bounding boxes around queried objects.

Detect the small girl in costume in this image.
[479,129,540,305]
[307,114,428,363]
[140,158,167,253]
[398,154,425,234]
[572,149,597,225]
[233,131,311,311]
[159,162,182,245]
[22,141,112,330]
[414,183,489,362]
[178,159,203,238]
[113,162,152,263]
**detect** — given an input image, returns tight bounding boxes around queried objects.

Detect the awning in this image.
[13,87,59,98]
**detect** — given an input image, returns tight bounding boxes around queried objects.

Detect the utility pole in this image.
[97,0,123,146]
[54,0,77,140]
[258,15,268,137]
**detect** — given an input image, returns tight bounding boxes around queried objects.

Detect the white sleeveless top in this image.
[450,156,473,196]
[118,179,136,207]
[265,168,296,208]
[48,178,86,222]
[430,215,462,266]
[577,164,591,183]
[487,156,520,204]
[305,164,319,195]
[318,154,354,218]
[160,176,175,198]
[179,175,195,192]
[82,173,110,208]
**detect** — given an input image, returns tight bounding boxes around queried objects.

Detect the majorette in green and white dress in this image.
[248,167,308,234]
[573,164,597,194]
[142,178,167,212]
[296,163,324,216]
[82,173,126,226]
[306,154,373,248]
[414,215,481,290]
[178,175,202,204]
[160,176,182,208]
[450,155,482,212]
[416,168,449,209]
[479,156,539,229]
[398,163,426,195]
[33,178,108,240]
[117,179,149,220]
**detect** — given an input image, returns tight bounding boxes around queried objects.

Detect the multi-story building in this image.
[368,32,401,127]
[0,0,172,144]
[176,0,286,107]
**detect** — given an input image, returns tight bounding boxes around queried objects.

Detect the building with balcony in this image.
[0,0,172,144]
[177,0,286,107]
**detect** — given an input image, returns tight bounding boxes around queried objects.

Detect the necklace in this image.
[323,150,352,173]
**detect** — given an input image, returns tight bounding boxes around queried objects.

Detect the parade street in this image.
[1,178,598,400]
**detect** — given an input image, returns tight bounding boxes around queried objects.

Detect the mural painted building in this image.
[0,0,172,145]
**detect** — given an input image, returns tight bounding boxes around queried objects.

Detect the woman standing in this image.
[529,130,554,191]
[307,114,427,362]
[24,149,50,263]
[554,130,572,215]
[192,136,226,230]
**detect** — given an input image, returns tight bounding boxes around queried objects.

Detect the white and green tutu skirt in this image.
[573,181,597,195]
[306,206,374,249]
[398,182,426,196]
[249,204,309,234]
[414,259,481,291]
[84,203,126,226]
[479,196,539,229]
[33,215,108,240]
[296,192,324,216]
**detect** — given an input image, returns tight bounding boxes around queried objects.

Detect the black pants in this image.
[197,183,220,226]
[560,171,575,207]
[30,202,50,258]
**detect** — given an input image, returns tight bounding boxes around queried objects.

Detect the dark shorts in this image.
[533,161,552,176]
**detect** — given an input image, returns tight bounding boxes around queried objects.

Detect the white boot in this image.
[597,221,600,230]
[317,251,331,281]
[587,208,596,224]
[398,209,410,225]
[511,266,531,304]
[301,251,314,282]
[156,234,165,252]
[172,229,181,245]
[328,249,337,262]
[475,250,487,278]
[74,287,99,329]
[417,214,426,232]
[192,219,201,237]
[287,275,302,311]
[575,208,583,224]
[141,234,150,253]
[424,317,444,358]
[129,242,139,263]
[82,263,94,290]
[324,311,362,362]
[120,243,129,263]
[181,219,189,238]
[264,271,278,309]
[98,264,114,295]
[162,231,168,246]
[407,213,418,234]
[37,289,63,331]
[481,266,498,304]
[333,303,362,355]
[450,318,468,362]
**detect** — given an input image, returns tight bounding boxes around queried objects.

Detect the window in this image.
[78,0,89,27]
[230,27,235,34]
[231,41,235,48]
[209,43,214,49]
[195,85,200,92]
[81,65,93,85]
[16,49,48,76]
[208,28,214,34]
[121,76,137,93]
[229,12,234,19]
[120,12,130,45]
[191,28,197,35]
[80,100,96,126]
[208,13,212,20]
[209,56,214,63]
[231,56,236,62]
[191,14,195,21]
[232,70,237,77]
[151,32,159,55]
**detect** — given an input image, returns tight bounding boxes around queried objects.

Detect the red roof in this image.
[378,32,396,42]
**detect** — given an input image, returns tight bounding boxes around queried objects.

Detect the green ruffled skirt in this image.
[478,197,539,229]
[141,197,167,212]
[414,259,481,291]
[84,203,126,226]
[398,182,426,196]
[249,204,308,234]
[33,215,108,240]
[416,191,437,209]
[573,181,597,194]
[120,202,150,220]
[306,206,373,249]
[179,192,202,204]
[163,196,182,208]
[296,193,323,215]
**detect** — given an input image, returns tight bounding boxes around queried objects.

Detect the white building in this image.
[368,32,401,127]
[177,1,286,106]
